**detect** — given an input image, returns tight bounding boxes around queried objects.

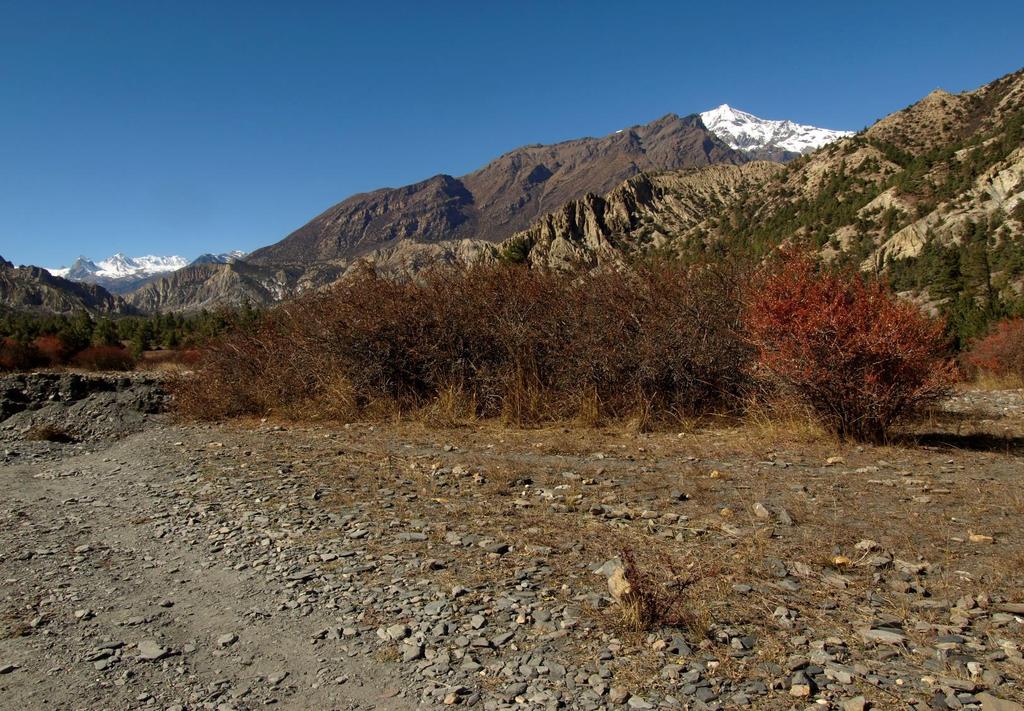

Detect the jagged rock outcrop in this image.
[503,163,784,269]
[0,256,130,314]
[126,261,334,313]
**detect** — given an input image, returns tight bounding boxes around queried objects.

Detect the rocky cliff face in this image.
[503,163,784,269]
[125,261,330,313]
[247,114,744,270]
[0,256,130,314]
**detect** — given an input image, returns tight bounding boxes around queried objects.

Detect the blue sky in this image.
[1,1,1022,268]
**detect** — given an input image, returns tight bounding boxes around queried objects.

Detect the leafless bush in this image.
[70,345,134,371]
[174,261,753,424]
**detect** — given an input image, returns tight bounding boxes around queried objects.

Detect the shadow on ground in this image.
[909,431,1024,454]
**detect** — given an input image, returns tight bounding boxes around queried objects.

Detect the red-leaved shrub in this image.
[71,345,135,371]
[0,337,45,371]
[964,318,1024,379]
[32,335,72,366]
[744,251,957,442]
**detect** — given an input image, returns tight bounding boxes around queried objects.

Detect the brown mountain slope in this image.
[0,256,130,315]
[246,114,743,268]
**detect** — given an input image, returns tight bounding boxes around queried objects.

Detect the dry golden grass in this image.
[416,384,478,428]
[969,371,1024,391]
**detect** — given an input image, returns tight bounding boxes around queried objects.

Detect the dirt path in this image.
[0,426,414,711]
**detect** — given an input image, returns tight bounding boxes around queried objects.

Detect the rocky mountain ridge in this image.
[0,256,130,315]
[119,113,748,311]
[501,162,784,270]
[124,261,313,313]
[7,71,1023,316]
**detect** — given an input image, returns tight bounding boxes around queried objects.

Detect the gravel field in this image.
[1,374,1022,710]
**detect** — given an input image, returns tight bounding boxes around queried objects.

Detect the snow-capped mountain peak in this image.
[46,253,190,293]
[95,253,189,278]
[700,104,852,157]
[50,253,189,279]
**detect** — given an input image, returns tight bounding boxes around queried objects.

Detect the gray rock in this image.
[386,623,411,641]
[397,532,427,542]
[609,687,630,704]
[137,640,169,661]
[401,643,423,662]
[859,627,906,645]
[977,693,1024,711]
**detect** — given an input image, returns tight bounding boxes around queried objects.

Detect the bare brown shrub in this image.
[0,337,44,372]
[174,261,753,424]
[964,318,1024,382]
[614,549,717,635]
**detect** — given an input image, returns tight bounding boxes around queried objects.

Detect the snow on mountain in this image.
[48,253,188,280]
[44,252,237,294]
[96,253,189,277]
[700,104,853,157]
[190,250,247,266]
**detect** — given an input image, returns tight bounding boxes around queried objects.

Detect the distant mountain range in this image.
[9,69,1020,320]
[245,113,746,270]
[46,252,245,294]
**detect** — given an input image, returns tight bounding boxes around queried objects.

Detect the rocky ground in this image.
[1,374,1022,710]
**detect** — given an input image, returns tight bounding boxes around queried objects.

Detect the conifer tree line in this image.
[0,304,258,361]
